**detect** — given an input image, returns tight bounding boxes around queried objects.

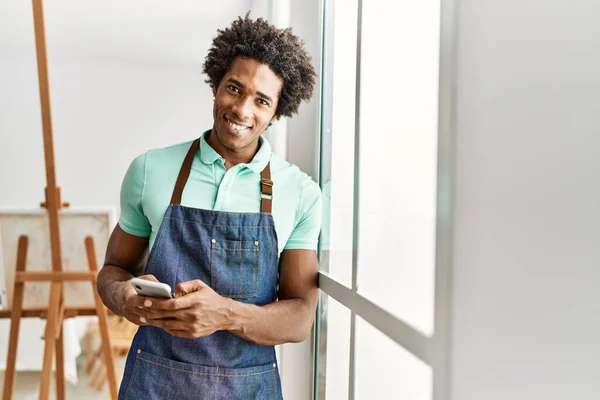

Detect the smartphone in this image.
[130,277,173,299]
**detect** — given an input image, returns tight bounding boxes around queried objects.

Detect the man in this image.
[97,15,321,400]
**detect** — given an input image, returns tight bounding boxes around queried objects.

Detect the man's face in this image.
[212,57,283,152]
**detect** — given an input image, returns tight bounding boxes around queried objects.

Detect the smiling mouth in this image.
[225,116,251,131]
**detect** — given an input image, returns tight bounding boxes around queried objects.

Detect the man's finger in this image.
[127,293,162,309]
[174,279,209,297]
[141,295,194,311]
[130,306,178,321]
[137,274,160,283]
[165,329,195,339]
[146,318,189,331]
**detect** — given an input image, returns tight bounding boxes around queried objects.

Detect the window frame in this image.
[312,0,458,398]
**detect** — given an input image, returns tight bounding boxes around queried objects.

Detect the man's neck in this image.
[205,129,260,169]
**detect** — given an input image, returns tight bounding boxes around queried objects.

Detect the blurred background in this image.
[1,0,599,399]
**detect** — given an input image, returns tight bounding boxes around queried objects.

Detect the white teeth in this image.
[226,118,249,131]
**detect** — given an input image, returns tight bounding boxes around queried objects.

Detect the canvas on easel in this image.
[0,208,120,400]
[0,209,113,310]
[0,208,114,385]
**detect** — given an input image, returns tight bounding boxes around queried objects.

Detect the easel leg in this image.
[39,282,62,400]
[2,236,29,400]
[55,319,65,400]
[86,237,119,399]
[97,308,118,399]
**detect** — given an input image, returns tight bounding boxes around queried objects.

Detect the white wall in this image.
[451,1,600,399]
[287,0,322,178]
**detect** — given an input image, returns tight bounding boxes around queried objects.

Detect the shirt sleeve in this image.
[118,152,152,237]
[284,178,323,251]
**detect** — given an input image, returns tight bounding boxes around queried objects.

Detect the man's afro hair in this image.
[203,14,317,118]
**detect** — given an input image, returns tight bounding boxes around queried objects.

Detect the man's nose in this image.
[231,96,253,121]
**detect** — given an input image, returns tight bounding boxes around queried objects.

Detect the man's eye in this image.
[228,85,239,93]
[258,99,268,106]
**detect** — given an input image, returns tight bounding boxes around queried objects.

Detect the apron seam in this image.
[123,351,141,400]
[164,217,276,229]
[273,367,278,400]
[137,357,276,377]
[212,366,218,400]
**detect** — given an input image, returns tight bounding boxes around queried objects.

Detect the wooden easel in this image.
[1,1,118,399]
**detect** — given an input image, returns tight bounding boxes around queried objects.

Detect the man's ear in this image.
[267,115,279,128]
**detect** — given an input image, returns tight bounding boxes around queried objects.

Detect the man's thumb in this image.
[174,279,208,297]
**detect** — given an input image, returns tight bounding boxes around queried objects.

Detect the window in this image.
[315,0,454,398]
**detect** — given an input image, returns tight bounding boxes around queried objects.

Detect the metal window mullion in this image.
[348,0,363,398]
[313,0,335,398]
[319,272,432,365]
[432,0,458,398]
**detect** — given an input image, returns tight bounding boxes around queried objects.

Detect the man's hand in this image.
[133,278,233,339]
[119,274,174,326]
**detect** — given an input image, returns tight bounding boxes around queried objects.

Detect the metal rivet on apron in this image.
[254,241,259,246]
[211,239,216,244]
[272,363,276,368]
[137,349,141,354]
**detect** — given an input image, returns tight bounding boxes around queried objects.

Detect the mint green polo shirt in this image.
[118,133,322,255]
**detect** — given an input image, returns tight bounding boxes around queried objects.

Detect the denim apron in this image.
[118,138,283,399]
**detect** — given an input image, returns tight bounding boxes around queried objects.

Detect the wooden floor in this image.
[0,357,126,400]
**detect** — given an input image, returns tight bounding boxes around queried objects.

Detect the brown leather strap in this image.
[260,162,273,214]
[170,138,200,205]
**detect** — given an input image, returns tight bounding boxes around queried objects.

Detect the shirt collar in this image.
[199,131,221,165]
[199,130,272,173]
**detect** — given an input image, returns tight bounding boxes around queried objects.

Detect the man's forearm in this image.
[96,265,134,316]
[223,296,317,346]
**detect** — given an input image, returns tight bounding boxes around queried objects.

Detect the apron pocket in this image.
[210,239,260,299]
[124,349,279,400]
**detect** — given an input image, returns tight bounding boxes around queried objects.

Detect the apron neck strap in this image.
[170,138,200,206]
[260,162,273,214]
[170,138,274,214]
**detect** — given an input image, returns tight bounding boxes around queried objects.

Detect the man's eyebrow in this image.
[226,78,273,103]
[256,91,273,103]
[227,78,245,88]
